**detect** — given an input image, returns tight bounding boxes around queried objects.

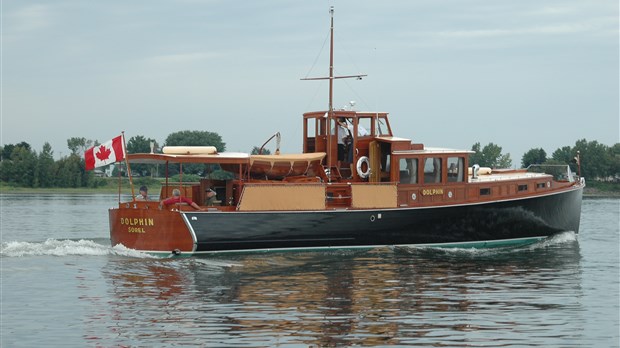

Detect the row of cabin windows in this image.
[306,116,391,138]
[399,157,465,184]
[480,183,547,196]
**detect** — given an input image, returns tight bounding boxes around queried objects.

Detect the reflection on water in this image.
[95,235,585,347]
[2,196,617,347]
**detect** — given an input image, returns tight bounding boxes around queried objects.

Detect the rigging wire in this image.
[335,68,373,111]
[303,28,331,79]
[305,81,328,111]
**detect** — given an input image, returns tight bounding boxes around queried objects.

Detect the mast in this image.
[327,6,335,175]
[301,6,366,179]
[328,6,334,115]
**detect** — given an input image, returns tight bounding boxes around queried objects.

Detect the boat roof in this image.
[303,110,390,118]
[126,152,328,166]
[393,147,475,155]
[473,171,552,182]
[126,152,250,165]
[250,152,326,165]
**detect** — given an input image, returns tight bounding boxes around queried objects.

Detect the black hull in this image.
[184,186,583,252]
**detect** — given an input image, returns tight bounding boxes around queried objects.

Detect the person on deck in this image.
[160,188,204,210]
[205,188,218,206]
[135,186,150,201]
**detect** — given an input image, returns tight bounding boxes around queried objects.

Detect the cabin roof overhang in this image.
[303,110,389,119]
[373,136,413,151]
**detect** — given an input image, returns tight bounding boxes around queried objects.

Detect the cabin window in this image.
[447,157,464,183]
[306,118,316,138]
[358,117,372,137]
[424,157,442,183]
[375,116,390,136]
[317,118,326,136]
[518,184,528,192]
[480,188,491,196]
[399,158,418,184]
[331,119,339,137]
[537,182,546,189]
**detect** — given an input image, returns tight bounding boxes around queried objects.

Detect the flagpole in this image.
[117,157,122,203]
[121,131,136,200]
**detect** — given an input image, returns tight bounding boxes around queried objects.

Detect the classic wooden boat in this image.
[108,8,584,256]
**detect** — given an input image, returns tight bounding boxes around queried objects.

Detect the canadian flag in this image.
[85,135,125,171]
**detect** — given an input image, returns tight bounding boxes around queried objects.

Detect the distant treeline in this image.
[471,139,620,181]
[1,132,618,189]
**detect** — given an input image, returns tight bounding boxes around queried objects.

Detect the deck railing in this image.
[526,164,577,182]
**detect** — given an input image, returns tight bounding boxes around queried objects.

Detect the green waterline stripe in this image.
[140,236,547,257]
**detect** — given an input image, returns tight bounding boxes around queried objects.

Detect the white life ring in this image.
[356,156,371,179]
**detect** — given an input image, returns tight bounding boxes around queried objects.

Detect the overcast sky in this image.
[2,0,618,163]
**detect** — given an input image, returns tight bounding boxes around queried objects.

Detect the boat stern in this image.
[109,202,196,255]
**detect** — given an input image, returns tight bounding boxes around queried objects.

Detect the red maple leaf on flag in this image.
[96,145,112,161]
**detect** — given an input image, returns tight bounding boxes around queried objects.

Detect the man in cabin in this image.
[335,117,350,169]
[135,186,150,201]
[160,188,205,211]
[347,119,369,137]
[345,118,368,160]
[345,118,368,177]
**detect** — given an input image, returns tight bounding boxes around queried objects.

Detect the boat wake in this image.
[0,238,154,258]
[525,231,578,250]
[397,231,578,257]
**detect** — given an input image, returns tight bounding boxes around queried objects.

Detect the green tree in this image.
[10,146,37,186]
[127,135,159,154]
[1,142,32,162]
[164,130,226,175]
[55,155,84,187]
[164,130,225,151]
[127,135,160,177]
[0,144,15,180]
[521,148,547,168]
[37,142,56,188]
[0,143,36,186]
[67,137,95,156]
[572,139,611,179]
[551,146,574,164]
[469,142,512,168]
[251,146,271,155]
[1,144,12,161]
[608,143,620,179]
[469,143,483,167]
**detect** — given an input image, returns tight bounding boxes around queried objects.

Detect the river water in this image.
[1,194,618,347]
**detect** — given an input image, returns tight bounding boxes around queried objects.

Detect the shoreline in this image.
[583,187,620,198]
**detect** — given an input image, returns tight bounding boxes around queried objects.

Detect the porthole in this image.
[411,193,417,201]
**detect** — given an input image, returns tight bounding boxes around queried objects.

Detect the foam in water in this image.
[398,231,578,256]
[0,238,153,258]
[190,258,243,268]
[526,231,578,250]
